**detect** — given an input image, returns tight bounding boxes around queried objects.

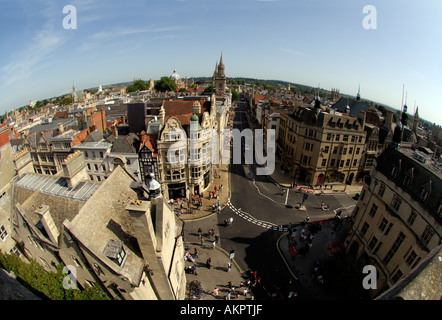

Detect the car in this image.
[353,193,360,200]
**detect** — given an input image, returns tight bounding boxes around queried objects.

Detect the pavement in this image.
[172,103,364,300]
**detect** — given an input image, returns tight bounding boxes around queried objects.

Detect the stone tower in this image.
[212,53,226,94]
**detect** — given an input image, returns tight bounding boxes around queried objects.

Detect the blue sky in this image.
[1,0,441,125]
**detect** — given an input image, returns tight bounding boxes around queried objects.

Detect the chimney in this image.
[58,122,64,133]
[61,150,89,188]
[126,200,174,300]
[35,204,59,245]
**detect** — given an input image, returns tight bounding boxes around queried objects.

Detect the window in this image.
[343,148,347,155]
[383,232,405,265]
[343,135,349,142]
[356,148,360,155]
[87,164,91,170]
[419,188,429,202]
[47,156,54,163]
[349,147,353,154]
[407,211,417,226]
[0,225,8,240]
[378,218,388,232]
[384,223,393,236]
[324,146,329,153]
[353,159,358,166]
[373,242,383,255]
[391,194,402,212]
[403,175,412,187]
[94,164,99,171]
[340,160,344,168]
[360,222,369,237]
[405,250,417,267]
[369,203,378,218]
[84,151,88,158]
[368,236,378,252]
[330,159,335,167]
[391,166,399,178]
[391,270,403,284]
[191,167,201,178]
[63,143,71,149]
[421,225,434,246]
[378,183,386,197]
[346,159,350,167]
[321,159,327,167]
[91,151,96,158]
[333,147,338,154]
[100,152,104,158]
[102,164,106,171]
[335,134,340,141]
[305,143,311,151]
[327,133,332,141]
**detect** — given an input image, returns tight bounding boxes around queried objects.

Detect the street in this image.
[184,100,359,299]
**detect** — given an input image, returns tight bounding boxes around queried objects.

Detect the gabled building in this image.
[11,151,186,300]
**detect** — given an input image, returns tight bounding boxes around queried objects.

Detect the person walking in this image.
[212,240,216,250]
[198,227,202,237]
[226,262,231,272]
[206,258,212,269]
[213,288,219,297]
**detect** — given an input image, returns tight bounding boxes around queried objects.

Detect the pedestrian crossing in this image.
[226,201,289,232]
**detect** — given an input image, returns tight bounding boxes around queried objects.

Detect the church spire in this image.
[356,83,361,100]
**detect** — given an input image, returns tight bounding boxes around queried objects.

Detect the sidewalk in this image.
[174,162,231,222]
[276,218,351,300]
[269,157,363,195]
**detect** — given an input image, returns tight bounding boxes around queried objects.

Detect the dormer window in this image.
[103,239,127,267]
[391,166,399,178]
[419,188,429,202]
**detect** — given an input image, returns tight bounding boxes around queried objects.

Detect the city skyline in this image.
[1,0,441,125]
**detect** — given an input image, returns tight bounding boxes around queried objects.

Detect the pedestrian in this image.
[206,258,212,269]
[227,262,231,272]
[213,288,219,297]
[215,234,219,243]
[193,248,199,259]
[214,186,217,193]
[212,240,216,250]
[218,206,221,214]
[243,288,248,296]
[200,236,205,247]
[198,227,202,236]
[226,292,230,300]
[220,184,223,191]
[228,281,233,288]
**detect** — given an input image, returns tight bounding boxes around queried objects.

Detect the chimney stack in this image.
[35,204,60,245]
[126,200,174,300]
[61,150,89,188]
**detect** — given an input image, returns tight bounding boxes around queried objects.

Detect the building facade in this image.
[345,145,442,297]
[277,104,366,185]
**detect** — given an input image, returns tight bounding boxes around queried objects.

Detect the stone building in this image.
[11,150,186,300]
[156,98,220,199]
[213,54,227,95]
[345,143,442,297]
[277,101,366,185]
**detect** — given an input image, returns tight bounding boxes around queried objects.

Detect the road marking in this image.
[226,200,283,230]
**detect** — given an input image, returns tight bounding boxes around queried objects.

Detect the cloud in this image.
[90,25,190,40]
[279,48,308,56]
[1,13,64,86]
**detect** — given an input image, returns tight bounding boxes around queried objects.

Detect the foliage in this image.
[154,76,178,92]
[126,79,150,93]
[203,85,214,94]
[231,88,240,101]
[0,252,110,300]
[59,96,73,106]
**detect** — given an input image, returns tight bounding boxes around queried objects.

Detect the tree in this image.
[59,96,73,106]
[0,252,110,300]
[203,85,214,94]
[232,88,240,101]
[154,77,177,92]
[126,79,149,93]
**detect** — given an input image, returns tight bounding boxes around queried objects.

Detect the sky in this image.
[0,0,441,125]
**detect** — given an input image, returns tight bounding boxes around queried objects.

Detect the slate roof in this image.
[331,97,371,118]
[375,145,442,223]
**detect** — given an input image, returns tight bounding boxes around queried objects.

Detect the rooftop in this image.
[15,173,100,202]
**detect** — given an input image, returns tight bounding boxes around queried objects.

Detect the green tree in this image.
[203,85,214,94]
[0,252,110,300]
[231,88,240,101]
[126,79,150,93]
[154,77,177,92]
[59,96,73,106]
